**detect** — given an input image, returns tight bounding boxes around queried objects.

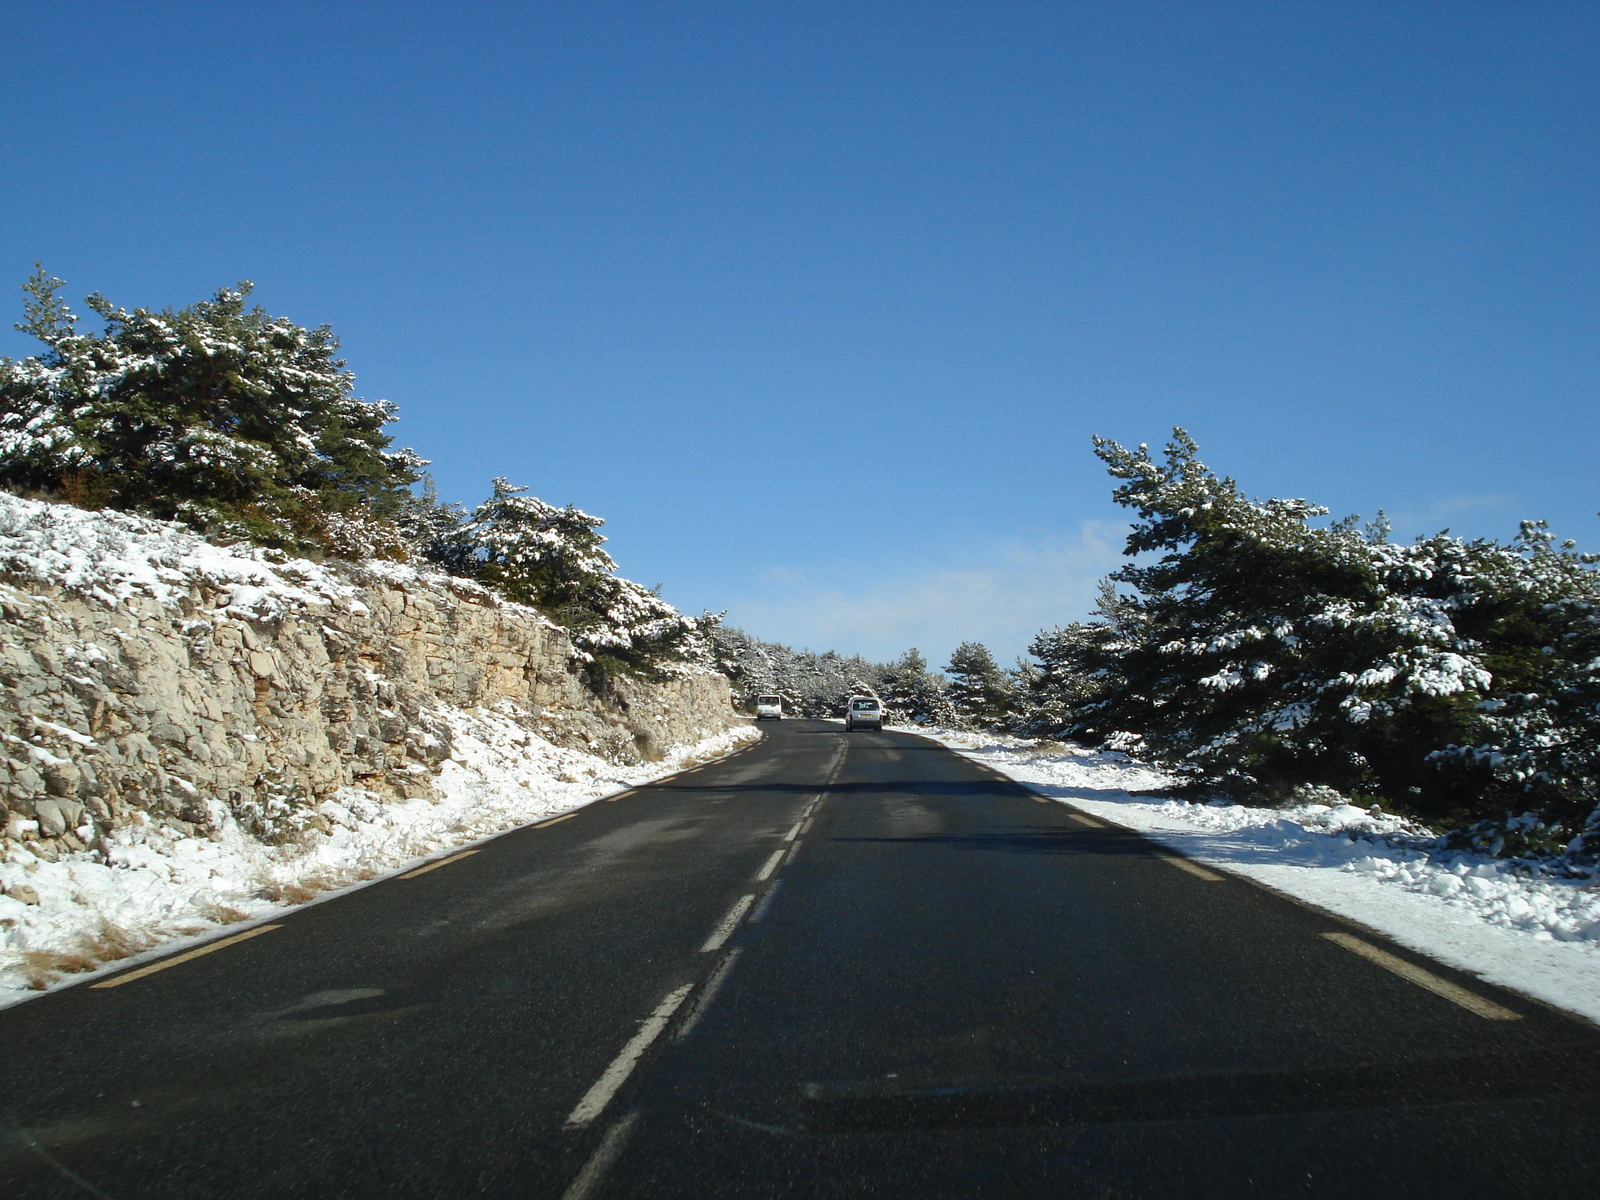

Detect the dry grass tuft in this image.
[197,900,251,925]
[18,917,153,989]
[21,949,97,989]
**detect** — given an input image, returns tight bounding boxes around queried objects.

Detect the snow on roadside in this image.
[0,712,761,1008]
[918,728,1600,1026]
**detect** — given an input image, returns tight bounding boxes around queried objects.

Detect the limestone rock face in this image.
[0,563,737,860]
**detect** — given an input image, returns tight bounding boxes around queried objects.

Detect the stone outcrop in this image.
[0,562,738,864]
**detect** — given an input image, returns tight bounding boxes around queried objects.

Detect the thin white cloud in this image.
[1379,493,1517,540]
[726,520,1129,668]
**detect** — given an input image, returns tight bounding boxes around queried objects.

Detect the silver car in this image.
[844,695,883,731]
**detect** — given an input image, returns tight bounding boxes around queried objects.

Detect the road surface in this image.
[3,720,1597,1198]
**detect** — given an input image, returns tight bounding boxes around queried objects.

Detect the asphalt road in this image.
[3,720,1598,1199]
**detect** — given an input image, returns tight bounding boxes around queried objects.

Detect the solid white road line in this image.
[700,894,756,952]
[398,849,479,879]
[91,925,283,989]
[783,820,803,842]
[559,1111,641,1200]
[1152,852,1224,882]
[565,985,695,1127]
[755,848,786,882]
[674,948,744,1043]
[1322,932,1522,1020]
[747,881,782,924]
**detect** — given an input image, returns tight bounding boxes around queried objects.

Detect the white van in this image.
[754,695,784,721]
[844,695,883,731]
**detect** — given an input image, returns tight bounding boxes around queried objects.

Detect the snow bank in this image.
[919,729,1600,1025]
[0,714,759,1007]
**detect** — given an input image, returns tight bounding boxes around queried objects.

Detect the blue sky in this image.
[3,2,1596,667]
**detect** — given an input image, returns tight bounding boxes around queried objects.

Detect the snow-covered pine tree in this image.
[1029,428,1600,860]
[944,641,1013,728]
[0,268,423,549]
[464,478,701,677]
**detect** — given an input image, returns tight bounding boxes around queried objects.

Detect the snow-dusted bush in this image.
[400,477,706,678]
[1025,429,1600,864]
[0,267,423,551]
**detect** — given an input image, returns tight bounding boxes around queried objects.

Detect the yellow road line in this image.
[1069,813,1105,828]
[1152,851,1224,882]
[1322,932,1521,1020]
[91,925,282,989]
[399,849,479,879]
[534,811,580,829]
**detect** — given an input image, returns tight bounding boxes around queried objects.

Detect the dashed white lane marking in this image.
[783,838,804,866]
[700,894,756,952]
[800,816,814,835]
[674,948,744,1043]
[747,881,782,924]
[559,1111,640,1200]
[1068,813,1105,828]
[91,925,283,989]
[1153,852,1224,882]
[565,984,695,1127]
[1322,932,1522,1021]
[783,820,803,842]
[399,849,479,879]
[755,848,786,882]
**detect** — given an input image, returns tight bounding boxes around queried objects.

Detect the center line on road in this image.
[91,924,283,989]
[783,838,804,866]
[755,848,786,881]
[674,948,744,1043]
[565,985,695,1127]
[399,849,479,879]
[559,1111,640,1200]
[783,820,803,842]
[700,894,756,952]
[1322,932,1522,1020]
[1069,813,1105,828]
[533,811,580,828]
[747,880,782,924]
[1152,851,1224,881]
[800,816,814,835]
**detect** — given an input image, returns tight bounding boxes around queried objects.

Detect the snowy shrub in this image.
[0,267,423,551]
[1025,429,1600,858]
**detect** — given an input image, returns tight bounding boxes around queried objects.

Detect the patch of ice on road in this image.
[917,728,1600,1026]
[0,712,761,1008]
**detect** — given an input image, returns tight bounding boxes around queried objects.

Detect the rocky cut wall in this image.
[0,495,740,865]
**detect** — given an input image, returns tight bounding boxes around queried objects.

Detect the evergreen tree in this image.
[462,478,700,676]
[945,641,1012,728]
[0,268,423,549]
[1024,428,1600,860]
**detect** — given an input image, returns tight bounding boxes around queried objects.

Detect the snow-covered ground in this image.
[919,729,1600,1026]
[0,715,761,1008]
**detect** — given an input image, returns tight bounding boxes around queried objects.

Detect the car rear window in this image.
[851,699,879,711]
[757,696,781,705]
